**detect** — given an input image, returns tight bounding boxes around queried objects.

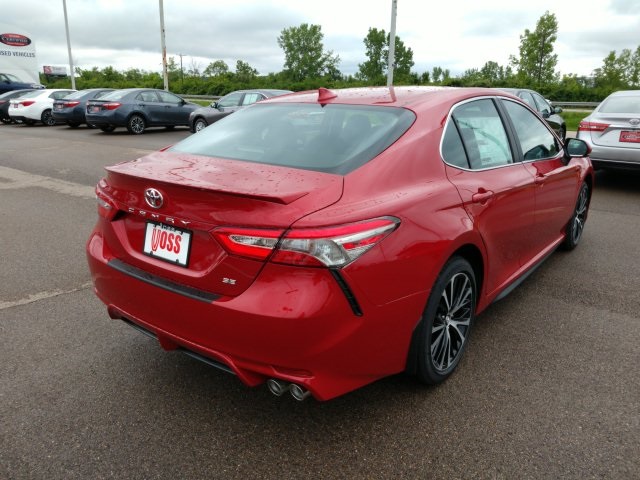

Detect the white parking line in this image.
[0,166,95,199]
[0,282,93,310]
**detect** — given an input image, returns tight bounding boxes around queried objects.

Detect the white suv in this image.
[9,89,76,126]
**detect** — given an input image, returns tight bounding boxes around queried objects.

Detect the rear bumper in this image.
[86,227,425,400]
[578,133,640,168]
[52,109,85,123]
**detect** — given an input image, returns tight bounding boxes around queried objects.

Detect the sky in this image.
[3,0,640,78]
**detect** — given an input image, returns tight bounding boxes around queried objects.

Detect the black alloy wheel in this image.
[561,182,589,250]
[417,256,476,384]
[127,114,146,134]
[41,109,56,126]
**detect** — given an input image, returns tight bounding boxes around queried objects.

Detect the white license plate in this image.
[89,106,99,112]
[143,222,191,267]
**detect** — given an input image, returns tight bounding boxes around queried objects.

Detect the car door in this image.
[135,91,163,125]
[500,99,580,258]
[442,98,537,296]
[156,90,190,124]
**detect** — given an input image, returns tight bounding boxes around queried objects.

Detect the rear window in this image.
[99,90,130,101]
[17,90,42,99]
[599,96,640,114]
[169,103,415,174]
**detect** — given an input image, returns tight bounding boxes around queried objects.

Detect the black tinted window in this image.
[451,99,513,169]
[169,103,415,175]
[502,99,559,161]
[441,121,469,169]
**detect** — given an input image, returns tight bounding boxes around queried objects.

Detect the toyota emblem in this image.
[630,118,640,126]
[144,188,163,209]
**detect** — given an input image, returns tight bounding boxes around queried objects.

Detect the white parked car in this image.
[9,89,76,126]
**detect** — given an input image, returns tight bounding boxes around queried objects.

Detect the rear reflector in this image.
[578,121,609,133]
[213,217,400,267]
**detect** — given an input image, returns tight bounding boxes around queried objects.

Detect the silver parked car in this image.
[577,90,640,170]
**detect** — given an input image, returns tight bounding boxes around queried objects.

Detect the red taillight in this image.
[96,183,117,220]
[19,100,35,107]
[103,102,121,110]
[64,101,80,107]
[213,217,400,268]
[578,121,609,133]
[213,227,283,261]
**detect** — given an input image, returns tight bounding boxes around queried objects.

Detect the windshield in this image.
[1,73,22,82]
[599,96,640,114]
[169,103,415,175]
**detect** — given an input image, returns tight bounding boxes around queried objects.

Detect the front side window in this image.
[450,99,513,169]
[517,91,536,110]
[532,93,551,115]
[217,92,243,108]
[157,91,183,104]
[502,99,559,161]
[169,103,415,175]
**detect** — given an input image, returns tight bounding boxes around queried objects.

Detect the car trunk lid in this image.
[100,151,343,296]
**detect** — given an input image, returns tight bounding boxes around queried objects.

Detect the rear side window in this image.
[242,93,263,105]
[136,91,159,102]
[502,100,559,161]
[169,103,416,175]
[450,99,513,169]
[441,122,469,169]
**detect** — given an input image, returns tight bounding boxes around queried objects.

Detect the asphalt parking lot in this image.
[1,123,639,479]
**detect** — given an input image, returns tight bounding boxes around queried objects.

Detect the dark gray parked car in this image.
[496,88,566,141]
[0,73,44,94]
[189,89,292,133]
[53,88,115,127]
[86,88,199,134]
[577,90,640,170]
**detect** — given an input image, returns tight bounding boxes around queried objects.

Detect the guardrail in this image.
[550,101,599,109]
[181,94,221,103]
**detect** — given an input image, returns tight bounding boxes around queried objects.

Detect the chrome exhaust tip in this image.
[289,383,311,401]
[267,378,290,396]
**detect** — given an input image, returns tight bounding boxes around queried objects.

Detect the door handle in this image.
[472,189,494,204]
[534,173,546,185]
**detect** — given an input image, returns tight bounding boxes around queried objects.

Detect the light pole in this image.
[387,0,397,87]
[159,0,169,91]
[62,0,76,89]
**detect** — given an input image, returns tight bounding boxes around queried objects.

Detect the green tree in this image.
[203,60,230,78]
[357,27,415,84]
[277,23,340,81]
[510,11,559,87]
[234,60,258,84]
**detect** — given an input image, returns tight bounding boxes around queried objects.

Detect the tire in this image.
[41,109,56,126]
[127,114,146,134]
[67,121,81,128]
[0,117,11,125]
[100,125,116,133]
[194,117,207,132]
[561,182,589,251]
[416,256,476,384]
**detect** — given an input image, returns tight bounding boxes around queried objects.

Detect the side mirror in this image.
[553,106,563,114]
[541,110,550,119]
[565,138,591,158]
[211,101,219,109]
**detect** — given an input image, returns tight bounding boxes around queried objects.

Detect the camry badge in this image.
[144,188,163,209]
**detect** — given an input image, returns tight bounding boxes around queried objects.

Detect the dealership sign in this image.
[0,23,39,84]
[1,33,32,47]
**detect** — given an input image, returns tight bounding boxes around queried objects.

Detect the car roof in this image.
[261,86,514,110]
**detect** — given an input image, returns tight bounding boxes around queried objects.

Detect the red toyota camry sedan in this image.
[87,87,594,401]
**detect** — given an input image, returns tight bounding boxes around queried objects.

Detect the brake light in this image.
[64,101,80,107]
[19,100,35,107]
[103,102,121,110]
[213,227,283,261]
[578,121,609,133]
[95,183,117,220]
[213,217,400,268]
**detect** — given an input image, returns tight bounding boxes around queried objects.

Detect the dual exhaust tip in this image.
[267,378,311,401]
